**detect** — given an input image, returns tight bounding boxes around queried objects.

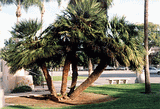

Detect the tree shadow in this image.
[19,93,117,106]
[5,105,32,109]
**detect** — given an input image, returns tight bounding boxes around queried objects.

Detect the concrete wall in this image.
[0,60,34,93]
[1,60,17,92]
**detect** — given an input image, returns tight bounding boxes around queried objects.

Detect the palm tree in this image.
[144,0,151,93]
[55,0,108,97]
[68,0,113,78]
[0,0,41,23]
[1,19,63,100]
[52,0,144,99]
[69,0,113,16]
[69,15,144,99]
[1,0,145,101]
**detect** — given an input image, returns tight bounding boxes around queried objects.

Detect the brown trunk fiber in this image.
[68,55,78,96]
[61,55,71,96]
[40,63,58,100]
[69,59,107,99]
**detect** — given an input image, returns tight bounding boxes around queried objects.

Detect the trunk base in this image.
[50,95,59,101]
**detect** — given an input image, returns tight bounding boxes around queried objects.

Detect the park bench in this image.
[107,78,130,84]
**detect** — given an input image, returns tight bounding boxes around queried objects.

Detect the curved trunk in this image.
[40,63,58,100]
[61,55,71,96]
[68,55,78,96]
[69,59,107,99]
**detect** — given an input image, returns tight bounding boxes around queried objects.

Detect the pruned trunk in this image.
[69,59,107,99]
[144,0,151,93]
[40,63,58,100]
[68,54,78,97]
[61,55,71,97]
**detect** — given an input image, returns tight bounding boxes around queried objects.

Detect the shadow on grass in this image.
[70,83,160,109]
[4,84,160,109]
[3,105,33,109]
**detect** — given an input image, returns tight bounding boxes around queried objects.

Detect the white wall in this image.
[1,60,34,93]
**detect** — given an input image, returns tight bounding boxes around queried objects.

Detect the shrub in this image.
[11,85,32,93]
[29,66,43,86]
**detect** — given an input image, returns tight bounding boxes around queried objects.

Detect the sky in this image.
[0,0,160,47]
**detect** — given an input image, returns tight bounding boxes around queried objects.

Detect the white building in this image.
[0,59,34,93]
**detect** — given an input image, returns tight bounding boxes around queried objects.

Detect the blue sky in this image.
[0,0,160,47]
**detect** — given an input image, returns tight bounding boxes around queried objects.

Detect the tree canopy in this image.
[136,22,160,49]
[1,0,145,100]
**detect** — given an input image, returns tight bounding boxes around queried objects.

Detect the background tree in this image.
[136,22,160,67]
[137,22,160,49]
[151,51,160,66]
[0,0,41,23]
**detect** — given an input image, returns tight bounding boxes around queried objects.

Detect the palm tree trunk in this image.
[69,58,107,99]
[15,1,21,43]
[88,58,92,76]
[41,1,45,33]
[60,54,71,97]
[0,4,2,11]
[40,63,58,100]
[16,0,21,24]
[144,0,151,93]
[88,58,94,86]
[68,54,78,97]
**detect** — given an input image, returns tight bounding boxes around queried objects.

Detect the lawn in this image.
[3,83,160,109]
[52,76,87,81]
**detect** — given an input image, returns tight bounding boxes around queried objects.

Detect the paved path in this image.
[4,70,160,98]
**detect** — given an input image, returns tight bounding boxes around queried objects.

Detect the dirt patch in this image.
[5,92,117,107]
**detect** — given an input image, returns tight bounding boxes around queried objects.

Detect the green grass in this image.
[3,84,160,109]
[52,76,87,81]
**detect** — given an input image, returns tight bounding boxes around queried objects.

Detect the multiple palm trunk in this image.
[40,55,107,100]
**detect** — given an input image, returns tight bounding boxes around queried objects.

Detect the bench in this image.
[107,78,130,84]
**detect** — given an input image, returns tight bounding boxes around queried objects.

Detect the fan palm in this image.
[69,16,145,99]
[67,0,113,83]
[1,19,63,100]
[109,16,144,70]
[55,0,144,98]
[52,0,107,97]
